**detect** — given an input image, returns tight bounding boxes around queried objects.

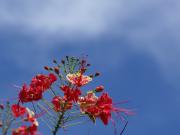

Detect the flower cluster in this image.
[19,74,57,103]
[0,56,132,135]
[78,92,113,125]
[11,105,39,135]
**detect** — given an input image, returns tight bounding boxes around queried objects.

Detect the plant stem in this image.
[120,121,128,135]
[52,112,65,135]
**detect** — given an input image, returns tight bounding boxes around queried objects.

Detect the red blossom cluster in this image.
[19,74,57,103]
[78,92,116,125]
[0,56,132,135]
[11,105,39,135]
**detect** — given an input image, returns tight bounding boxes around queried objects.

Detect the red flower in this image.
[18,84,31,103]
[86,106,100,116]
[60,85,81,102]
[52,96,64,111]
[30,73,57,92]
[97,93,113,110]
[19,84,43,103]
[78,93,98,105]
[78,93,123,125]
[49,73,57,83]
[12,124,38,135]
[96,93,113,125]
[11,104,26,118]
[29,124,38,135]
[78,93,98,113]
[52,96,73,112]
[28,87,43,101]
[12,108,39,135]
[19,73,57,103]
[12,125,28,135]
[99,112,111,125]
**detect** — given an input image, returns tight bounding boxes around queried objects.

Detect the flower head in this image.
[19,73,57,103]
[78,92,131,125]
[11,104,26,118]
[18,84,43,103]
[60,85,81,102]
[52,96,72,112]
[12,107,39,135]
[66,73,92,87]
[30,73,57,92]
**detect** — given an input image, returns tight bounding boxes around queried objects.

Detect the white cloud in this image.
[1,0,180,85]
[0,0,179,40]
[0,0,122,37]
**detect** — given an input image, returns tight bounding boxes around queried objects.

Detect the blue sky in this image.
[0,0,180,135]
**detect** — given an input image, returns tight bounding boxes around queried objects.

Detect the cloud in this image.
[1,0,180,86]
[0,0,122,37]
[0,0,179,36]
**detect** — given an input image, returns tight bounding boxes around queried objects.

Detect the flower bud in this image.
[49,67,53,71]
[95,85,104,92]
[44,66,49,71]
[0,104,4,110]
[61,60,65,64]
[87,63,91,67]
[81,68,87,73]
[95,72,100,77]
[0,121,2,127]
[54,67,60,74]
[53,60,57,64]
[82,60,86,64]
[89,74,94,78]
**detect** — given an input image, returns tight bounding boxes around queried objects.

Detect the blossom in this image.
[12,124,38,135]
[78,92,130,125]
[60,85,81,102]
[26,108,39,127]
[52,96,72,112]
[8,56,132,134]
[96,93,113,125]
[52,96,64,112]
[12,107,39,135]
[19,73,57,103]
[78,93,98,113]
[30,73,57,92]
[66,73,92,87]
[52,85,82,112]
[18,84,43,103]
[12,126,28,135]
[28,124,38,135]
[11,104,26,118]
